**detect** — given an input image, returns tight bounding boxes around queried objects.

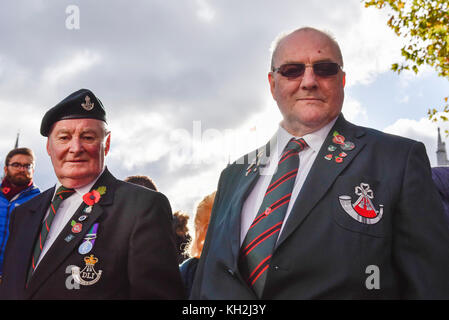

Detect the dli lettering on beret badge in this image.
[81,95,94,111]
[338,183,383,224]
[71,255,102,286]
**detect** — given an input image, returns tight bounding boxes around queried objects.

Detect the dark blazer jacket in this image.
[0,168,185,299]
[191,114,449,299]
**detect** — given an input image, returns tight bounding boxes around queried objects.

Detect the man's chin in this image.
[8,176,31,187]
[57,171,100,189]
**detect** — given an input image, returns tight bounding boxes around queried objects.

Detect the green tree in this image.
[363,0,449,124]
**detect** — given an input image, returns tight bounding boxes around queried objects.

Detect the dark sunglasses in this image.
[272,62,342,78]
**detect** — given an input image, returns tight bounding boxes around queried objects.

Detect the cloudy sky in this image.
[1,0,448,219]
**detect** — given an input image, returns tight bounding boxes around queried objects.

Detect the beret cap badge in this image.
[81,95,94,111]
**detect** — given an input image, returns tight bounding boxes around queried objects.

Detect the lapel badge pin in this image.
[341,141,355,151]
[338,182,384,224]
[81,95,94,111]
[332,131,345,145]
[245,149,265,176]
[335,157,343,163]
[324,154,333,161]
[71,220,83,233]
[71,255,103,286]
[64,234,76,243]
[327,145,337,152]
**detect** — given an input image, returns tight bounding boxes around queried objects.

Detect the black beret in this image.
[40,89,107,136]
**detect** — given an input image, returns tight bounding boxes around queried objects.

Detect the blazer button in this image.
[273,265,280,271]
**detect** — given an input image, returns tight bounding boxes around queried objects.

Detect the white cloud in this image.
[338,6,405,87]
[42,50,101,85]
[195,0,215,22]
[383,116,449,166]
[342,95,367,122]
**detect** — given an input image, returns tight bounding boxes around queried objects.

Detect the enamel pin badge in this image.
[324,131,355,163]
[338,183,384,224]
[71,255,103,286]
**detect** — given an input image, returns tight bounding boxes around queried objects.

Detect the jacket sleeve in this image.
[393,141,449,298]
[128,192,185,299]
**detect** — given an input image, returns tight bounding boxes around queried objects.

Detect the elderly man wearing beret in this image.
[0,89,185,299]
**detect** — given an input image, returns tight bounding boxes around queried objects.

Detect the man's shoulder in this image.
[16,187,52,208]
[359,125,418,145]
[117,179,170,205]
[339,117,421,153]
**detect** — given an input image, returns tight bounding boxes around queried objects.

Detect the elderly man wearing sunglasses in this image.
[191,27,449,299]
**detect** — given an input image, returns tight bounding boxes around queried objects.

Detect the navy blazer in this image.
[0,168,185,299]
[191,114,449,299]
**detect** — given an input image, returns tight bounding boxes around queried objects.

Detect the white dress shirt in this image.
[35,170,103,269]
[240,118,337,246]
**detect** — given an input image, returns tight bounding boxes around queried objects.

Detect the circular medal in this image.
[78,240,93,255]
[78,215,88,222]
[341,141,355,151]
[327,145,337,152]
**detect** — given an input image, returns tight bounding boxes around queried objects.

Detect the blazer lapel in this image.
[276,115,367,248]
[25,169,116,298]
[228,169,261,266]
[16,188,54,291]
[227,140,275,266]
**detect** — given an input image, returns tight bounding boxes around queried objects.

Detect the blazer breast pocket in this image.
[332,175,387,238]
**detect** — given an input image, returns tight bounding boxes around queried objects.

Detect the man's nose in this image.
[300,65,318,90]
[68,137,83,153]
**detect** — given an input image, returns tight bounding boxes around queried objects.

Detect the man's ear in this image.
[268,72,276,99]
[104,133,111,156]
[46,138,51,156]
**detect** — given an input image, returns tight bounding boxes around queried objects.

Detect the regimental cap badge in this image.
[71,254,103,286]
[81,95,95,111]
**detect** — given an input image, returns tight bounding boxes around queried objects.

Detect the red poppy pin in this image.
[83,190,100,206]
[332,131,345,145]
[82,186,107,206]
[2,187,10,194]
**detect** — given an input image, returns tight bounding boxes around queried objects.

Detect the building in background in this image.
[436,128,449,166]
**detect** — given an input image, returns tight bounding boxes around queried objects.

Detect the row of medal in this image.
[324,131,355,163]
[64,204,99,255]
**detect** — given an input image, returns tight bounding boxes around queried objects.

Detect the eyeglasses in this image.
[272,62,342,79]
[7,162,34,170]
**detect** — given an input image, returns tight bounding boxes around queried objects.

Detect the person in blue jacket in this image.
[0,148,40,279]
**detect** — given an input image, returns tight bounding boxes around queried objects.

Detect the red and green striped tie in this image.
[28,186,75,281]
[239,138,307,297]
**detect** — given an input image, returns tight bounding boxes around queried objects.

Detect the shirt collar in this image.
[276,116,338,156]
[54,167,105,198]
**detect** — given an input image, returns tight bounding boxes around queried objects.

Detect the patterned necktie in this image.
[28,186,75,280]
[239,137,307,297]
